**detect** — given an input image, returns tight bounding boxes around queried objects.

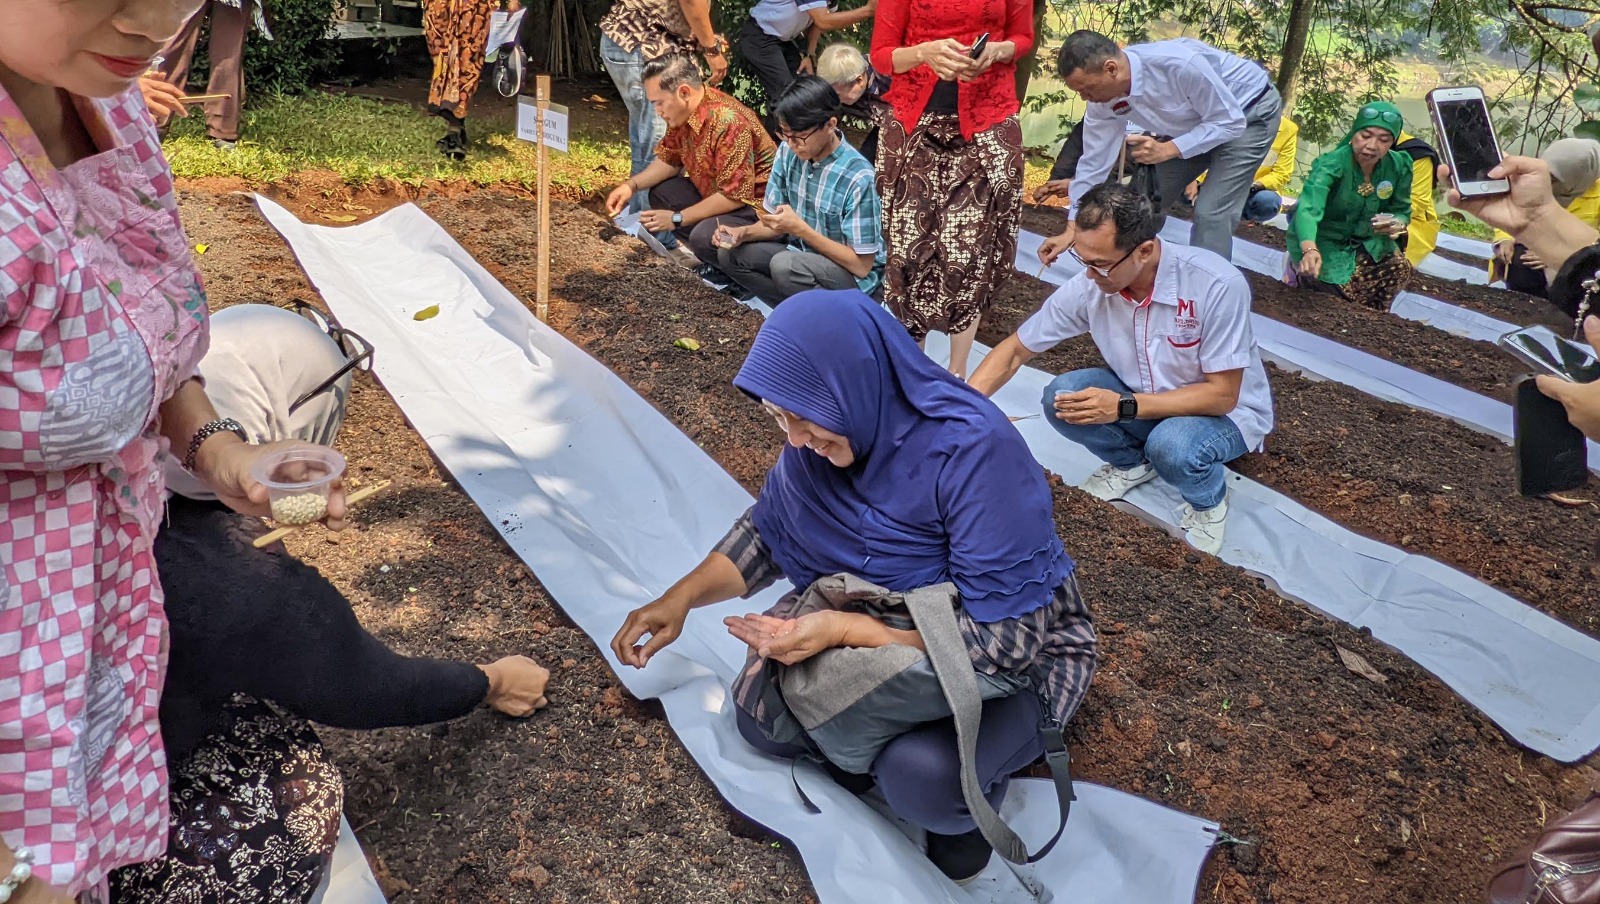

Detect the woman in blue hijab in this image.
[611,290,1097,883]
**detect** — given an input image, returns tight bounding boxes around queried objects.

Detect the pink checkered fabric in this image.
[0,84,208,893]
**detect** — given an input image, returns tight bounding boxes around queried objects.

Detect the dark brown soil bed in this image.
[1023,203,1572,334]
[178,183,1599,904]
[979,269,1600,638]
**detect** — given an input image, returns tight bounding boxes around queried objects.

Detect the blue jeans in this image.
[1043,368,1247,510]
[599,35,668,215]
[1242,188,1282,224]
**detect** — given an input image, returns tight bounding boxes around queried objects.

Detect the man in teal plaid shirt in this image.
[714,76,885,304]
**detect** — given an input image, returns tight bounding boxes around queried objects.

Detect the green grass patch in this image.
[164,90,628,191]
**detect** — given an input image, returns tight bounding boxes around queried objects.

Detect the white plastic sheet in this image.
[257,197,1221,904]
[927,332,1600,763]
[1005,230,1600,761]
[309,817,387,904]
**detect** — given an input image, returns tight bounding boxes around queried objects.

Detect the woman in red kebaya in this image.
[870,0,1033,380]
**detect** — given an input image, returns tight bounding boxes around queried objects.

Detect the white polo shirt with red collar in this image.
[1016,240,1275,451]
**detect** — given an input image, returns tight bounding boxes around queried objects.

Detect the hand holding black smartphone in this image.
[969,32,991,60]
[1513,376,1588,496]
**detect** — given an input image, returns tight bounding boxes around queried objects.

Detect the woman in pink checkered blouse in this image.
[0,1,350,900]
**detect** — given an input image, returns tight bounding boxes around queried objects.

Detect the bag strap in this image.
[902,585,1075,865]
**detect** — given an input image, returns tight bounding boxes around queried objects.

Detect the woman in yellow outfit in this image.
[1394,132,1440,267]
[1186,116,1298,223]
[1493,138,1600,314]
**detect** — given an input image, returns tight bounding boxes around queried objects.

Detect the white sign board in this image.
[516,97,569,153]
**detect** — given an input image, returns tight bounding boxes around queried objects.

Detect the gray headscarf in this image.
[164,304,353,500]
[1542,138,1600,209]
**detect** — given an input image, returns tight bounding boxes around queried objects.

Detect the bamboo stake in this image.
[252,480,392,548]
[536,74,552,322]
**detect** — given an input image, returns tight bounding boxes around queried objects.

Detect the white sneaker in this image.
[1079,463,1157,501]
[1178,496,1229,555]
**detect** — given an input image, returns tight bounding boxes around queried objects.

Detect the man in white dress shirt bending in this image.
[972,183,1275,556]
[1042,30,1283,262]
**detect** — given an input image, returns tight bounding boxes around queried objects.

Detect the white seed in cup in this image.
[271,492,328,525]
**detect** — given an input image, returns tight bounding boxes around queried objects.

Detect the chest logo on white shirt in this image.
[1112,100,1132,116]
[1170,298,1201,348]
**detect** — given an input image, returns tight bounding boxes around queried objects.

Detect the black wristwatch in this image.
[671,212,684,226]
[1117,393,1138,422]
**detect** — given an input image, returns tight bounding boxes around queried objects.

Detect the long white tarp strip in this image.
[308,817,387,904]
[929,330,1600,762]
[257,196,1221,904]
[1012,231,1600,469]
[658,220,1600,761]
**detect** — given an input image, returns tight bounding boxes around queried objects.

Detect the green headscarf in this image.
[1343,101,1404,146]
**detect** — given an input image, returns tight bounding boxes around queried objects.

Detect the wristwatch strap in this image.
[183,417,248,472]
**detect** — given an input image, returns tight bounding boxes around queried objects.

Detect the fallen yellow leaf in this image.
[673,337,701,351]
[323,213,358,223]
[413,305,441,321]
[194,243,210,254]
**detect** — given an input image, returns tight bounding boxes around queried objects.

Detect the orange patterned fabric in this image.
[655,88,776,206]
[424,0,495,118]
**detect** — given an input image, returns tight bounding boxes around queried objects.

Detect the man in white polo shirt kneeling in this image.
[970,182,1274,554]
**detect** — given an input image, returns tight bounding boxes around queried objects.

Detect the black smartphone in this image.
[1513,376,1588,497]
[1497,325,1600,383]
[969,32,991,60]
[1426,86,1510,198]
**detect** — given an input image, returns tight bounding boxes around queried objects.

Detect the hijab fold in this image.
[1544,138,1600,209]
[735,290,1073,622]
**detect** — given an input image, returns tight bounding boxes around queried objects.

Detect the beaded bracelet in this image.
[0,848,35,904]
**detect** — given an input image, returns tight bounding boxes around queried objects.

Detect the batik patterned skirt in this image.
[424,0,495,118]
[877,112,1023,339]
[108,696,343,904]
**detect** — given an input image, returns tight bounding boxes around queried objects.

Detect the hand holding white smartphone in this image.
[1427,86,1510,198]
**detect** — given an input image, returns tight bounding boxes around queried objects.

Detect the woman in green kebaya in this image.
[1287,101,1414,310]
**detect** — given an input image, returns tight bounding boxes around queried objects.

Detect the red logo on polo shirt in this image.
[1170,298,1201,348]
[1111,100,1131,116]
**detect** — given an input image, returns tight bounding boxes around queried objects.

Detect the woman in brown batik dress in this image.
[869,0,1033,379]
[424,0,519,159]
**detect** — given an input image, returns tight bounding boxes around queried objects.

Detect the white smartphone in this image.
[1427,86,1510,197]
[1497,325,1600,383]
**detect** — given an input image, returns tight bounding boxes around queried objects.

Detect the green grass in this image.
[164,90,628,191]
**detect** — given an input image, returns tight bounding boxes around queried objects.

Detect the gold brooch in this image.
[1356,182,1374,196]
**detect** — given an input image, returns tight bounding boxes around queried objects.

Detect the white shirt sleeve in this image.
[1066,104,1121,219]
[1017,281,1094,354]
[1197,270,1258,374]
[1169,58,1249,159]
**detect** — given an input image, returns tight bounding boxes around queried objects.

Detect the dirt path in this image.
[178,183,1599,904]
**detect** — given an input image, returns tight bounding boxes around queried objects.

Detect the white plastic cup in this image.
[250,447,346,525]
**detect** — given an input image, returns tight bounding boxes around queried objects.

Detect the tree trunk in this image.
[1276,0,1316,113]
[1014,0,1051,103]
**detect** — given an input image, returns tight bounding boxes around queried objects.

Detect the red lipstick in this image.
[92,54,152,78]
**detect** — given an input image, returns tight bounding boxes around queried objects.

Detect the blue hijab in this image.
[733,290,1074,623]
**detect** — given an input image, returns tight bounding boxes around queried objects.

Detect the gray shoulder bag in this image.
[739,574,1076,864]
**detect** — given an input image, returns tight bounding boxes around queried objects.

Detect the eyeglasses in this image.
[1068,242,1141,278]
[776,124,825,146]
[287,299,374,415]
[1359,106,1402,125]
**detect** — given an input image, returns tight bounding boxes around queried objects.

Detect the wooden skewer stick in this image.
[181,93,233,103]
[252,480,392,549]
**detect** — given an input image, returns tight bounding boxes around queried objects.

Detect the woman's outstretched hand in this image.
[611,596,690,668]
